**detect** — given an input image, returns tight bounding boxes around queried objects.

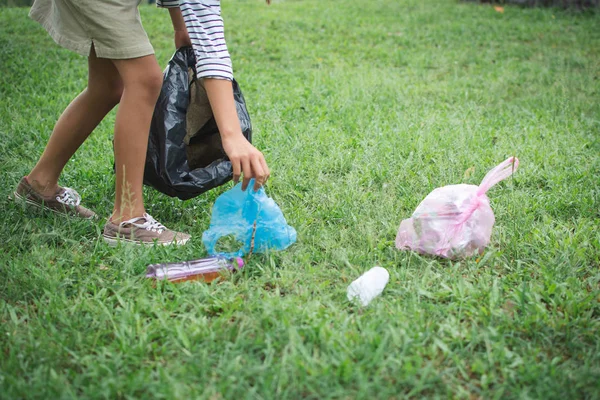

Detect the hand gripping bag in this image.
[144,46,252,200]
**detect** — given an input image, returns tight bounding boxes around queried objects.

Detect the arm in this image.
[173,1,269,190]
[204,79,269,191]
[168,7,192,48]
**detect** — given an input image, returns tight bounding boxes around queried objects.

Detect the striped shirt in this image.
[157,0,233,81]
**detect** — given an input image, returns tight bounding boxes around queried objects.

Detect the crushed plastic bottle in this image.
[146,256,244,283]
[346,267,390,306]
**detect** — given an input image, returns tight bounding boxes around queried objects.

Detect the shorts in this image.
[29,0,154,59]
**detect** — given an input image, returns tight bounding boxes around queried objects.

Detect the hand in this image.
[222,134,270,191]
[174,30,191,49]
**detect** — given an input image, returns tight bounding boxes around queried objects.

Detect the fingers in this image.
[241,158,252,191]
[227,141,270,191]
[260,156,270,182]
[235,154,269,191]
[252,157,267,192]
[232,157,241,184]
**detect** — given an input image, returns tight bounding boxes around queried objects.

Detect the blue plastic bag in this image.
[202,180,297,257]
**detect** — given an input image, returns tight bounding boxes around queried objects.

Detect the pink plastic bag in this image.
[396,157,519,259]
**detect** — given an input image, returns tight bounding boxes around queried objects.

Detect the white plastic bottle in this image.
[346,266,390,306]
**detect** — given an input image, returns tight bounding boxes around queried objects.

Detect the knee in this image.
[131,67,163,104]
[146,68,163,98]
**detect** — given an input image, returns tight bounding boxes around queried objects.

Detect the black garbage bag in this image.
[144,46,252,200]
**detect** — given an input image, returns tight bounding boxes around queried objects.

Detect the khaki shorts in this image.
[29,0,154,59]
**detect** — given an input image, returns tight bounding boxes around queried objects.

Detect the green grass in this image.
[1,0,599,398]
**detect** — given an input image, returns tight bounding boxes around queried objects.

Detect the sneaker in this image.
[14,176,97,219]
[102,213,191,247]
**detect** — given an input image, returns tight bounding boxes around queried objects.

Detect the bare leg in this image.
[109,55,163,223]
[28,47,123,196]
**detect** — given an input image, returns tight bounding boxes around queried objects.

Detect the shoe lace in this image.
[55,188,81,206]
[121,213,166,234]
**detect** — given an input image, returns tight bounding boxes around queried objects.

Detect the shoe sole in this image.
[13,191,97,220]
[102,234,190,247]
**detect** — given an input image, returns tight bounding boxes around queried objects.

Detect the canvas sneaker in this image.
[14,176,97,219]
[103,213,191,247]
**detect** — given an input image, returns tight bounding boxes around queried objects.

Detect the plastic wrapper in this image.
[396,157,519,259]
[202,180,297,257]
[144,46,252,200]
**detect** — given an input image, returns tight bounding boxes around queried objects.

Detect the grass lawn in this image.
[1,0,599,398]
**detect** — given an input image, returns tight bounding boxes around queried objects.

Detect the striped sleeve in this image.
[156,0,180,8]
[180,1,233,81]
